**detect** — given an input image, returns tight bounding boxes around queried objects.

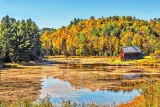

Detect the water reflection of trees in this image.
[57,64,160,93]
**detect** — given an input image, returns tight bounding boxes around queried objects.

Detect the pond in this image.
[39,77,140,106]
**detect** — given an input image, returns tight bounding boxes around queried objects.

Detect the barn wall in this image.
[124,53,144,61]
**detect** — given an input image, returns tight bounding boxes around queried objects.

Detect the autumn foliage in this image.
[41,16,160,56]
[117,96,144,107]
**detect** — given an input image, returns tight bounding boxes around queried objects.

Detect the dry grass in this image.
[0,65,60,103]
[49,56,160,66]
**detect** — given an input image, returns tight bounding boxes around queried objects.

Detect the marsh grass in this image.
[49,56,160,67]
[1,97,52,107]
[1,97,111,107]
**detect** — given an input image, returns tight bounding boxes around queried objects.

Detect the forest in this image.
[0,15,42,63]
[41,16,160,57]
[0,15,160,63]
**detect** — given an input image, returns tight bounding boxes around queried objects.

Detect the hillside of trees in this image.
[41,16,160,56]
[0,15,160,63]
[0,16,42,63]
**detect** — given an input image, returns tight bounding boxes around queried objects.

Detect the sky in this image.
[0,0,160,29]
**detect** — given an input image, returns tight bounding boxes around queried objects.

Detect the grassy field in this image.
[49,56,160,66]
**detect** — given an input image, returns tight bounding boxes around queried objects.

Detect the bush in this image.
[140,80,160,107]
[153,50,160,59]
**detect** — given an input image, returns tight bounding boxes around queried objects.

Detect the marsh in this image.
[1,57,160,105]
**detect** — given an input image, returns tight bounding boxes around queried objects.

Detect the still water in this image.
[39,77,140,105]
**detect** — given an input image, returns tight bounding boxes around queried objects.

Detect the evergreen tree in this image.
[0,16,42,62]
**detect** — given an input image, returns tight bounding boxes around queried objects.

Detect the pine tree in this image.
[0,16,42,62]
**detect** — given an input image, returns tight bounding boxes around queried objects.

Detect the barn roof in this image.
[122,46,143,53]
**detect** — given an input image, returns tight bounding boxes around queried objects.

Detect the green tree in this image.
[76,33,87,56]
[26,19,42,61]
[0,15,16,62]
[0,16,42,62]
[132,33,142,48]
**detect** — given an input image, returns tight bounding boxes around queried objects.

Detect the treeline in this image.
[0,15,42,63]
[41,16,160,56]
[39,27,55,34]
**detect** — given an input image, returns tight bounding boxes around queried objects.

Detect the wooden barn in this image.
[120,46,144,61]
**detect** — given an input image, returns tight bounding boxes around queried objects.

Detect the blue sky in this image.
[0,0,159,28]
